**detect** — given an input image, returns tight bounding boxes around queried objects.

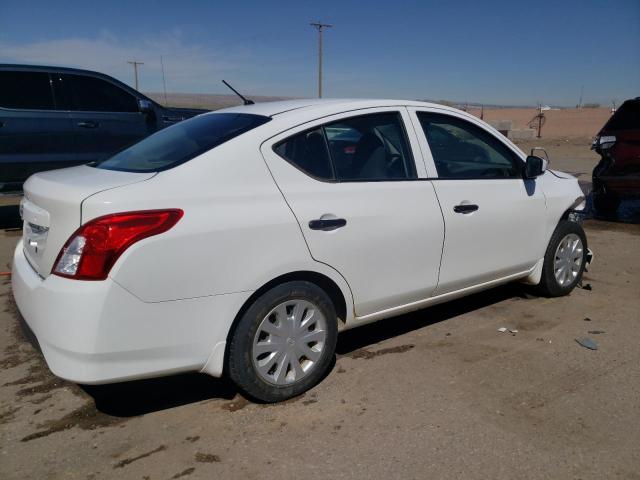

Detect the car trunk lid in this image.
[21,165,155,278]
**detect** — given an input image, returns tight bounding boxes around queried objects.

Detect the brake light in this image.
[53,209,183,280]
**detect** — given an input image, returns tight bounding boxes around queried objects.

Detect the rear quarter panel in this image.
[81,133,354,321]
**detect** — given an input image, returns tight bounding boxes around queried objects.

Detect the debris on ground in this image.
[579,283,593,291]
[588,330,606,335]
[498,327,507,333]
[509,329,518,334]
[584,317,592,322]
[575,337,598,350]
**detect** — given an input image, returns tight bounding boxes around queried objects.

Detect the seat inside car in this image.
[351,132,388,179]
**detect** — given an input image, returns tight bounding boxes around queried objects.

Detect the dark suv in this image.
[592,97,640,214]
[0,64,207,193]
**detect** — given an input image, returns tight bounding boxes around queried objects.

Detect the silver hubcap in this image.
[252,300,327,385]
[554,233,584,287]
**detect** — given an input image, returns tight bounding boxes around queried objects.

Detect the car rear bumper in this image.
[593,177,640,198]
[11,240,251,384]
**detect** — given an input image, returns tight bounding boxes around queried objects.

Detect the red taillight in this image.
[52,209,183,280]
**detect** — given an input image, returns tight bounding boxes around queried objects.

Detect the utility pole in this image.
[160,55,168,105]
[310,21,332,98]
[127,61,144,91]
[578,85,584,109]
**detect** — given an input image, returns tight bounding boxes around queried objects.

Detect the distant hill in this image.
[144,92,294,110]
[146,92,563,111]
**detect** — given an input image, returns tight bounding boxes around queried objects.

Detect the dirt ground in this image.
[1,103,637,479]
[467,107,612,138]
[1,216,639,479]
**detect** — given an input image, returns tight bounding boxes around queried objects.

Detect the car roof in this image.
[216,98,458,118]
[0,63,113,77]
[0,63,158,105]
[214,98,527,160]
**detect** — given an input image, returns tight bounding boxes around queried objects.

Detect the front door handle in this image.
[0,120,4,128]
[77,121,99,128]
[453,204,479,214]
[309,218,347,231]
[162,115,184,123]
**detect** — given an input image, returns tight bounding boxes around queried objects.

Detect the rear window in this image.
[0,71,55,110]
[93,113,271,172]
[603,100,640,131]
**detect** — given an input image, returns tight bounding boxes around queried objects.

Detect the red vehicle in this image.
[592,98,640,214]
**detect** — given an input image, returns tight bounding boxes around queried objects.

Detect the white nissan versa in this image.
[12,99,589,402]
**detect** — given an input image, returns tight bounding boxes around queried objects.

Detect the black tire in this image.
[227,281,338,403]
[593,192,620,215]
[536,220,588,297]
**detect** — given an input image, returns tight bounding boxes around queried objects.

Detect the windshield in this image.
[93,113,271,172]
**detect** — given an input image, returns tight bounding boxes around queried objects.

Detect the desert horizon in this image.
[145,92,614,139]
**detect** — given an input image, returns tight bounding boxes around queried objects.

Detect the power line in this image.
[310,21,332,98]
[127,61,144,91]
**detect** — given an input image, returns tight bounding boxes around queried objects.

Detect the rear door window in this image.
[273,127,334,180]
[0,71,55,110]
[274,112,416,182]
[93,113,271,172]
[59,74,139,112]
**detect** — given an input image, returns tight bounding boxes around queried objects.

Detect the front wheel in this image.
[227,281,338,402]
[536,220,588,297]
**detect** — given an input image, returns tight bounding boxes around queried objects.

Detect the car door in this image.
[261,108,445,318]
[408,107,547,295]
[54,72,154,163]
[0,70,77,191]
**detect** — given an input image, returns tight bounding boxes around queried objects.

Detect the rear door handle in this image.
[77,121,99,128]
[453,204,479,214]
[309,218,347,231]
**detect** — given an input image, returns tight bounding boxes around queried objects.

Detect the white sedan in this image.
[12,99,589,402]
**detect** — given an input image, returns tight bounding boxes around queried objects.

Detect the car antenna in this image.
[222,80,255,105]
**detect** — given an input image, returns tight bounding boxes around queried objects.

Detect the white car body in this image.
[12,99,586,385]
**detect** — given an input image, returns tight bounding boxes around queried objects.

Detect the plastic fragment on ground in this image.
[575,337,598,350]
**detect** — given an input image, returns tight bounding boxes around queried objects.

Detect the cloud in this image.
[0,31,244,93]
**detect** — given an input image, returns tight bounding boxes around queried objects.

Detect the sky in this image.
[0,0,638,106]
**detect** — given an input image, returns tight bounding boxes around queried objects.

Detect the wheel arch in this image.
[233,271,350,334]
[207,270,349,377]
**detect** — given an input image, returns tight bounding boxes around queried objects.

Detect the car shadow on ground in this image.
[336,283,525,355]
[80,283,526,417]
[81,373,239,417]
[0,205,21,230]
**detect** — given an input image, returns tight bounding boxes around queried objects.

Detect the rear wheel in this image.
[227,281,338,402]
[536,220,587,297]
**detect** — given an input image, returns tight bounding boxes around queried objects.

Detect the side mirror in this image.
[138,99,153,113]
[524,155,547,179]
